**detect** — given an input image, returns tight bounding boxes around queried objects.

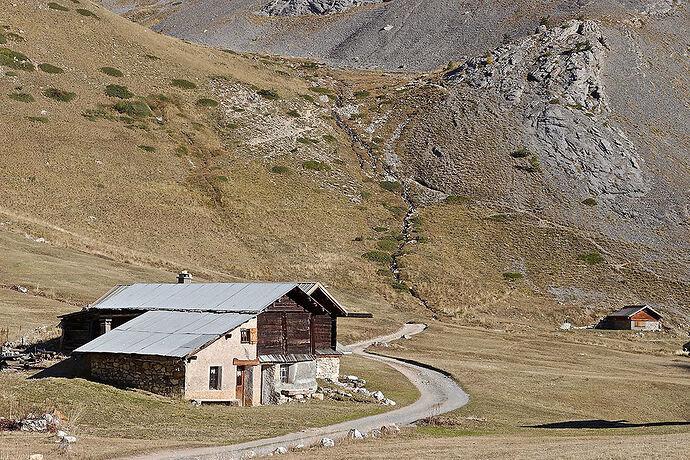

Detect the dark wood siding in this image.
[630,310,657,321]
[286,312,311,354]
[257,311,284,355]
[312,314,332,350]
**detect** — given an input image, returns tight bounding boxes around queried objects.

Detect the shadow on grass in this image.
[524,420,690,429]
[30,354,88,379]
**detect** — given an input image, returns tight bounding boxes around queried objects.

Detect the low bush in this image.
[100,67,123,77]
[9,92,34,102]
[0,48,34,71]
[354,90,370,99]
[379,181,402,192]
[113,100,152,117]
[510,147,530,158]
[323,134,336,143]
[138,145,155,152]
[75,8,98,18]
[444,195,470,205]
[360,191,371,200]
[43,88,76,102]
[302,160,331,171]
[38,63,63,74]
[486,214,509,223]
[105,84,133,99]
[26,116,49,123]
[577,253,604,265]
[372,226,388,232]
[47,2,69,11]
[309,87,332,95]
[391,281,409,293]
[502,272,524,281]
[582,198,597,206]
[270,165,291,175]
[257,89,279,100]
[171,79,197,89]
[297,137,318,145]
[196,98,219,107]
[376,237,398,251]
[216,175,229,182]
[286,109,300,118]
[362,251,393,265]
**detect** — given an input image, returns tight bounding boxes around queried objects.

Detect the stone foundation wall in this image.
[316,356,340,381]
[88,353,185,397]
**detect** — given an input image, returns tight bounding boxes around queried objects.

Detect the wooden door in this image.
[236,366,245,405]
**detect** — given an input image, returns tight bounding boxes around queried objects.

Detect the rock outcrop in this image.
[259,0,389,16]
[446,20,647,201]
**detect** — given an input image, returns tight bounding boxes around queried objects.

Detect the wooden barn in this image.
[599,305,662,331]
[59,273,371,405]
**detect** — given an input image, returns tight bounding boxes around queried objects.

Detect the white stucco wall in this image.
[184,317,260,404]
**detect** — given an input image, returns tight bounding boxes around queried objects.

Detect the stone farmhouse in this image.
[59,272,371,406]
[598,305,662,331]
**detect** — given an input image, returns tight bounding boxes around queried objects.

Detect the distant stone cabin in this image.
[59,272,371,406]
[598,305,662,331]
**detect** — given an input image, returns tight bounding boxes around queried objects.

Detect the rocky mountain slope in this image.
[260,0,390,16]
[1,0,688,331]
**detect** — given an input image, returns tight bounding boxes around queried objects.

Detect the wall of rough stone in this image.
[316,356,340,381]
[88,353,185,397]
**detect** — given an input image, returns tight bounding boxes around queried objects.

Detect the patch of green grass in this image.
[257,88,279,100]
[384,205,407,218]
[354,90,370,99]
[286,109,300,118]
[486,214,509,223]
[0,47,34,71]
[113,100,152,118]
[138,145,155,152]
[196,98,219,107]
[171,79,197,90]
[0,33,5,45]
[47,2,69,11]
[379,181,402,192]
[26,116,49,123]
[510,147,530,158]
[9,92,34,102]
[376,268,391,277]
[376,237,399,252]
[216,175,229,182]
[391,281,409,293]
[526,155,541,173]
[322,134,336,143]
[75,8,98,18]
[297,137,319,145]
[300,94,314,103]
[444,195,471,205]
[360,191,371,200]
[582,198,597,206]
[372,226,388,233]
[3,32,24,42]
[362,251,393,265]
[105,84,133,99]
[308,87,332,95]
[145,54,159,60]
[43,88,76,102]
[100,67,123,77]
[549,98,560,104]
[5,71,18,76]
[502,272,524,282]
[302,160,331,171]
[38,63,63,74]
[270,165,291,175]
[577,252,604,265]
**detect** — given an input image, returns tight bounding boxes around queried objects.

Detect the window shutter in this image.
[250,327,258,344]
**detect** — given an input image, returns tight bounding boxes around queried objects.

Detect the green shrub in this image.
[257,88,279,100]
[271,165,291,175]
[38,63,63,74]
[376,237,398,251]
[3,33,24,42]
[100,67,123,77]
[309,87,332,95]
[43,88,76,102]
[526,155,541,173]
[196,98,219,107]
[47,2,69,11]
[26,116,49,123]
[75,8,98,18]
[486,214,509,223]
[322,134,336,143]
[216,175,229,182]
[105,84,133,99]
[0,48,34,71]
[510,147,530,158]
[362,251,393,265]
[391,281,409,293]
[5,71,18,76]
[502,272,524,281]
[9,92,34,102]
[577,253,604,265]
[415,236,429,244]
[302,160,331,171]
[360,191,371,200]
[138,145,155,152]
[114,100,152,117]
[376,268,391,277]
[171,79,197,89]
[300,94,314,103]
[372,226,388,232]
[286,109,300,118]
[444,195,470,205]
[0,33,5,45]
[297,137,318,145]
[379,181,402,192]
[582,198,597,206]
[549,98,560,104]
[354,90,370,99]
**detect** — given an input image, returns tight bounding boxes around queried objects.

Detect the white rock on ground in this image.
[320,437,335,447]
[347,428,365,439]
[273,446,287,455]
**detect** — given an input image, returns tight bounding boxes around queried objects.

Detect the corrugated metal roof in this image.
[89,282,298,313]
[74,311,255,357]
[259,354,314,363]
[608,305,661,319]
